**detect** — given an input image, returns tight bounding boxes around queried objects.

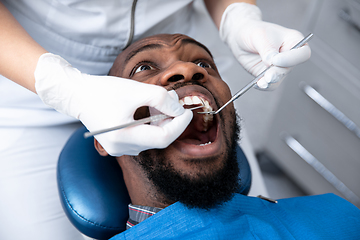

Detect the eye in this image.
[134,64,154,74]
[197,61,211,69]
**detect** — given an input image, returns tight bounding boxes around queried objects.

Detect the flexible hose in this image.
[123,0,138,49]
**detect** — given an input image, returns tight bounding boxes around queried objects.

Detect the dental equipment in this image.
[84,105,204,138]
[198,33,314,115]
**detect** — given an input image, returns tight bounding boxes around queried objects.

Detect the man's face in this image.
[109,34,240,209]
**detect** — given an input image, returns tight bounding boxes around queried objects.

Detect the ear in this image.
[94,139,109,156]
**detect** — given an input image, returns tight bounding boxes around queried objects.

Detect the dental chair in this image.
[57,126,252,240]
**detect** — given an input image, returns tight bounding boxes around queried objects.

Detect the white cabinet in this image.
[262,0,360,207]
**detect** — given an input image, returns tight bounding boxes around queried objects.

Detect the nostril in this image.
[192,73,204,81]
[168,74,184,82]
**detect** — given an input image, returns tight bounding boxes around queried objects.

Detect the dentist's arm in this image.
[204,0,311,89]
[204,0,256,29]
[0,3,192,156]
[0,2,46,92]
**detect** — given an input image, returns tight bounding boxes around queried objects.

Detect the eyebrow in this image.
[125,38,214,64]
[125,43,163,64]
[180,38,213,59]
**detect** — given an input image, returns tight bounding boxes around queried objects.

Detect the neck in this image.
[116,156,174,209]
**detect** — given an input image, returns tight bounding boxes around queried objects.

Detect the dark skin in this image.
[95,34,237,208]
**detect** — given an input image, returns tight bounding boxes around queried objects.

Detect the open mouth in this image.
[176,93,219,150]
[179,96,214,133]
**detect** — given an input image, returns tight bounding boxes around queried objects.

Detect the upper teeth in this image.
[179,95,214,132]
[179,96,203,106]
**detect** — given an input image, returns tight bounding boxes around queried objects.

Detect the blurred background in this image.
[192,0,360,208]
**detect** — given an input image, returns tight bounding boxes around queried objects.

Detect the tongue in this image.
[178,126,212,145]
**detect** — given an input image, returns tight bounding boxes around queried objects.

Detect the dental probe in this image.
[198,33,314,115]
[84,105,204,138]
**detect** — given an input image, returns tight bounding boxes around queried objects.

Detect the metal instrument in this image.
[84,105,204,138]
[83,34,313,138]
[198,33,314,115]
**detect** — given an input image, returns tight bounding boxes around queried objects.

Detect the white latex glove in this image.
[220,3,311,89]
[34,53,192,156]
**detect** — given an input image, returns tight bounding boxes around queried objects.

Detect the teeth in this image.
[199,141,212,146]
[201,100,213,132]
[179,95,214,132]
[179,96,203,106]
[202,114,213,132]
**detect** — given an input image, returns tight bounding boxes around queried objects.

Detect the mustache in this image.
[166,80,206,92]
[166,81,221,108]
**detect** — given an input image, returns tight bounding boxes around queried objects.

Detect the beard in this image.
[131,111,241,210]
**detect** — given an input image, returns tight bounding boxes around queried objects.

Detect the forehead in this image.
[126,34,212,59]
[110,34,213,76]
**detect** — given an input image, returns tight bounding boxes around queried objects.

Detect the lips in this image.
[172,85,222,157]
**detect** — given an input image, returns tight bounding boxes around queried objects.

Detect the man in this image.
[94,34,360,239]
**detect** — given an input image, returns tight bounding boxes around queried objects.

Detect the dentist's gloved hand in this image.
[34,53,192,156]
[220,3,311,89]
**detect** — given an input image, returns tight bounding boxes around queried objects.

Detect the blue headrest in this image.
[57,126,251,239]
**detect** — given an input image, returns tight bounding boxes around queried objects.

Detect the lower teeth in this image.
[199,141,212,146]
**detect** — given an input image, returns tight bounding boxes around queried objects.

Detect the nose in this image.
[159,61,208,86]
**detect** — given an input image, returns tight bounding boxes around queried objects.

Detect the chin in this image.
[136,114,240,209]
[133,107,241,209]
